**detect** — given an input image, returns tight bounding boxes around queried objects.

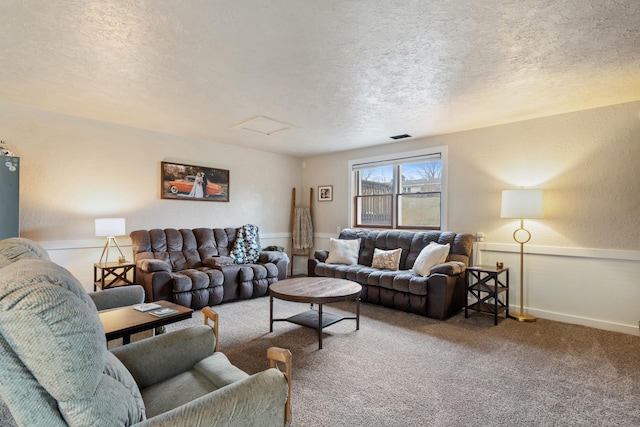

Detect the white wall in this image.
[302,101,640,335]
[0,101,302,286]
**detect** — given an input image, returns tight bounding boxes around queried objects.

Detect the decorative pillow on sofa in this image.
[372,248,402,271]
[325,238,360,265]
[413,242,450,276]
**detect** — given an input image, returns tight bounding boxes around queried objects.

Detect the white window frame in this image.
[348,146,448,230]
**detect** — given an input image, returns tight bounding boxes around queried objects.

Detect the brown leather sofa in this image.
[308,228,474,320]
[130,227,289,309]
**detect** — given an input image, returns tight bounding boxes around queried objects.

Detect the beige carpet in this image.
[3,298,640,426]
[171,298,640,427]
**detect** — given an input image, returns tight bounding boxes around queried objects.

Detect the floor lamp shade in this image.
[500,189,543,323]
[500,190,542,219]
[95,218,126,264]
[501,189,543,219]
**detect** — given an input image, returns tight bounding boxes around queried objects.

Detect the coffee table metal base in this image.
[271,299,360,349]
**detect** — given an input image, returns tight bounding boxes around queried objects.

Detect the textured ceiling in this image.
[1,1,639,157]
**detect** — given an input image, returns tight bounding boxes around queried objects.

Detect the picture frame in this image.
[161,161,229,202]
[318,185,333,202]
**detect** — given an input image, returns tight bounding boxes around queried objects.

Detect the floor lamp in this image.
[95,218,126,264]
[500,189,543,322]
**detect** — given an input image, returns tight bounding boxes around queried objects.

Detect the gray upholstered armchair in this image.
[0,238,291,426]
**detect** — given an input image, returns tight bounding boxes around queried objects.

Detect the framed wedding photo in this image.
[161,161,229,202]
[318,185,333,202]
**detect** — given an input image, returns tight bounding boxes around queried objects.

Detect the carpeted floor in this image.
[3,298,640,426]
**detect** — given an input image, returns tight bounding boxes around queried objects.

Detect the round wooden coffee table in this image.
[269,277,362,349]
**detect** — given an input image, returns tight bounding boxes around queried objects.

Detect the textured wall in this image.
[303,101,640,251]
[0,101,301,243]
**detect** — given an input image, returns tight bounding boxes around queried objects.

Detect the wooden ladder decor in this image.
[290,187,313,277]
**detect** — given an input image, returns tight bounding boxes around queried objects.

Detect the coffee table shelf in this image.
[286,309,344,329]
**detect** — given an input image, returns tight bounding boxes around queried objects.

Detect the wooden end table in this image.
[269,277,362,349]
[94,261,136,291]
[99,300,193,344]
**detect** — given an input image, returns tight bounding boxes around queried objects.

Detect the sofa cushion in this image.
[413,243,450,276]
[372,248,402,271]
[326,238,360,265]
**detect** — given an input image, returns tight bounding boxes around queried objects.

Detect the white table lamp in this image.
[95,218,126,264]
[501,189,543,322]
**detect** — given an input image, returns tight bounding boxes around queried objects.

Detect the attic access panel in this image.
[232,116,292,136]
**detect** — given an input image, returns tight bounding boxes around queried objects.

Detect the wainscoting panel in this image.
[476,242,640,336]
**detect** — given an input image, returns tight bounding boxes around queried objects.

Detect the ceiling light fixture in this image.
[232,116,292,136]
[390,134,411,140]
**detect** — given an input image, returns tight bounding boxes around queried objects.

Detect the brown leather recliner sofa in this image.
[130,227,289,309]
[308,228,474,320]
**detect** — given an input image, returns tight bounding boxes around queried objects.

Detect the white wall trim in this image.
[526,307,639,336]
[477,242,640,261]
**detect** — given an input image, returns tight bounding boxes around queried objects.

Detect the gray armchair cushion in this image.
[0,237,51,268]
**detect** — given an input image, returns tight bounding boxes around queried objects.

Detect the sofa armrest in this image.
[259,251,289,264]
[259,252,290,280]
[137,259,172,273]
[426,273,466,320]
[429,261,465,276]
[203,256,235,267]
[136,368,289,427]
[90,285,145,311]
[111,325,216,389]
[313,250,329,262]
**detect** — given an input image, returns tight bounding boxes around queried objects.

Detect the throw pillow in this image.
[325,238,360,265]
[372,248,402,271]
[413,242,450,276]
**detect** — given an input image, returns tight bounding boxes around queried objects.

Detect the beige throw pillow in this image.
[413,242,450,276]
[372,248,402,271]
[325,238,361,265]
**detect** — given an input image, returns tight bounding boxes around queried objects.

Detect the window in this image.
[349,147,447,230]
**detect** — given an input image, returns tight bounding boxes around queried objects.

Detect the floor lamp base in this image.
[511,311,537,322]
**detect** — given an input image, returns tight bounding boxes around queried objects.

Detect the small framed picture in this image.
[318,185,333,202]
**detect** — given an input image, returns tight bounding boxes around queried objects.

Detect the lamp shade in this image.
[95,218,126,237]
[501,189,543,219]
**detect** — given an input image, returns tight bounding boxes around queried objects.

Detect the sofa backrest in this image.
[338,229,474,270]
[130,228,239,271]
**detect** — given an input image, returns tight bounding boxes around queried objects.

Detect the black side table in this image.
[465,265,510,325]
